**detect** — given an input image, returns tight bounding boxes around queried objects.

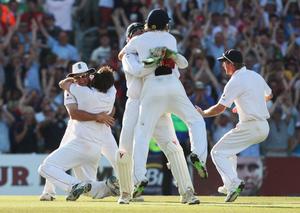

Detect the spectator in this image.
[12,106,38,153]
[37,105,67,153]
[0,3,16,34]
[20,0,43,31]
[262,106,291,157]
[44,0,75,32]
[39,21,79,61]
[98,0,114,27]
[0,99,15,153]
[211,110,234,146]
[42,13,61,39]
[90,33,111,67]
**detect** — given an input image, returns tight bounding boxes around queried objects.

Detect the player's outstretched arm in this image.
[196,103,226,118]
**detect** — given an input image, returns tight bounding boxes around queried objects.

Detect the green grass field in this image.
[0,196,299,213]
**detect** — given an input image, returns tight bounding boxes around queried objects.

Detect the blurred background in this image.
[0,0,300,196]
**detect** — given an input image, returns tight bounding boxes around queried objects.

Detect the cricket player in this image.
[116,23,199,205]
[119,9,208,195]
[196,49,272,202]
[40,62,118,201]
[38,65,119,201]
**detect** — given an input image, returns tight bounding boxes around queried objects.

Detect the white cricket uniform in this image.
[39,85,118,196]
[124,31,207,183]
[120,53,180,155]
[118,53,193,195]
[42,91,115,198]
[211,66,271,191]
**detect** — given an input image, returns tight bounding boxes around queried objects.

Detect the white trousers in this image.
[119,98,179,183]
[132,75,207,182]
[39,126,118,197]
[211,120,269,191]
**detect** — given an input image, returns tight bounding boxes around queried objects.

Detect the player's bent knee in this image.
[38,163,47,178]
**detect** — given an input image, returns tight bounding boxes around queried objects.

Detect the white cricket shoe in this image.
[39,193,55,201]
[218,186,228,195]
[180,187,200,205]
[118,192,130,204]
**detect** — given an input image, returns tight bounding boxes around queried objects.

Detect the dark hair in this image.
[233,63,245,69]
[91,66,114,93]
[145,9,170,31]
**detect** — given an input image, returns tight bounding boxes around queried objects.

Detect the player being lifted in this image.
[120,9,209,194]
[116,22,199,204]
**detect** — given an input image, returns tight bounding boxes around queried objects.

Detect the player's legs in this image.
[168,85,207,164]
[74,164,116,199]
[101,131,119,173]
[132,93,166,185]
[116,150,132,203]
[40,180,56,201]
[153,114,193,194]
[153,114,199,204]
[40,122,73,199]
[211,121,269,192]
[167,82,208,178]
[119,99,140,154]
[116,99,140,200]
[97,131,120,198]
[218,155,237,195]
[38,140,101,192]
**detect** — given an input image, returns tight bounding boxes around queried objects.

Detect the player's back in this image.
[231,68,270,122]
[76,86,116,115]
[69,84,116,141]
[130,31,177,61]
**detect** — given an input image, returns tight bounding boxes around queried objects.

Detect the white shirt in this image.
[45,0,75,31]
[122,54,144,99]
[69,85,116,141]
[90,46,111,64]
[64,91,77,105]
[121,51,187,99]
[218,67,272,122]
[98,0,114,8]
[70,85,116,114]
[124,31,179,79]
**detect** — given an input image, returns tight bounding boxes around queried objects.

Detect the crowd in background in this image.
[0,0,300,158]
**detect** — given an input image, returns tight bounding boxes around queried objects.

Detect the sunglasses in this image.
[73,73,89,79]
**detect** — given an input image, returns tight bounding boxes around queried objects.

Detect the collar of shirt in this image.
[232,66,247,77]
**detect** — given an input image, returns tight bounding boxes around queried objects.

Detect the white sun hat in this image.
[67,61,95,77]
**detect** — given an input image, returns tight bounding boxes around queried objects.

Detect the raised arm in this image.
[59,78,74,92]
